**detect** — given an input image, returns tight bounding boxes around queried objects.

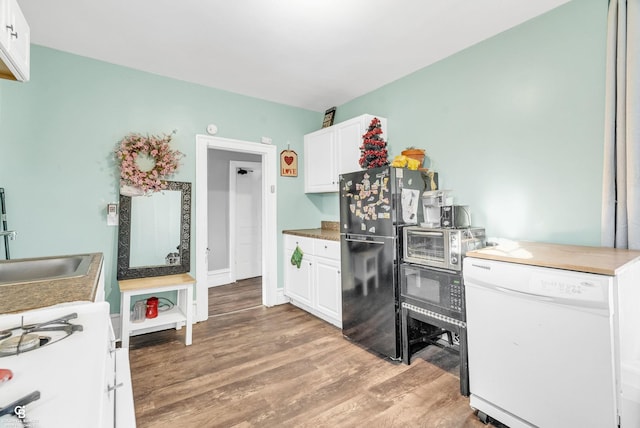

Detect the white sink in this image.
[0,254,93,285]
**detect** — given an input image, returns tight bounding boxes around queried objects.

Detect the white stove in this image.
[0,302,115,427]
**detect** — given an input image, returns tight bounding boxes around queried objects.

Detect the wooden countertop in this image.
[283,228,340,242]
[283,221,340,242]
[118,273,195,292]
[466,241,640,276]
[0,253,104,314]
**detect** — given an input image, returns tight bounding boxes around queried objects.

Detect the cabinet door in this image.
[101,321,116,427]
[284,235,314,306]
[304,127,336,192]
[0,0,10,51]
[335,118,364,176]
[0,0,29,81]
[284,257,313,306]
[115,349,137,427]
[314,257,342,327]
[7,0,28,77]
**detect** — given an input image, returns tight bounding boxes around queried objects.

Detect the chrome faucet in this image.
[0,230,16,240]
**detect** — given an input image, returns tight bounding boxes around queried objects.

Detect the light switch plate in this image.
[107,203,119,226]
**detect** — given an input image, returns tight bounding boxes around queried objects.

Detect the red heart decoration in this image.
[284,156,294,165]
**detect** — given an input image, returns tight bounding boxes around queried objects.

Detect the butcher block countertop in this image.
[466,241,640,276]
[1,253,104,314]
[283,221,340,242]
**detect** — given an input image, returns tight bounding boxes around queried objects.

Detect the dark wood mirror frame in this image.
[117,181,191,280]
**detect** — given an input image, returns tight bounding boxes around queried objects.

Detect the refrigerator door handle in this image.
[345,237,386,245]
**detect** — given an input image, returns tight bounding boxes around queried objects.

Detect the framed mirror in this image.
[117,181,191,280]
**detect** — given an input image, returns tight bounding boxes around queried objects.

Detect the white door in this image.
[232,161,262,280]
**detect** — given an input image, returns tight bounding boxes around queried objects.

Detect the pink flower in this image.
[115,131,183,193]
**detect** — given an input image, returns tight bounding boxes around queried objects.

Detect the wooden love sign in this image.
[280,149,298,177]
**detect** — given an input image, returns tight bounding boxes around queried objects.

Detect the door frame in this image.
[229,160,262,283]
[195,135,277,322]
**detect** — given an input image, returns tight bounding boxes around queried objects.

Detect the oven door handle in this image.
[0,390,40,417]
[408,231,444,237]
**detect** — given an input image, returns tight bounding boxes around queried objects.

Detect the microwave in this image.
[400,263,465,321]
[402,226,486,271]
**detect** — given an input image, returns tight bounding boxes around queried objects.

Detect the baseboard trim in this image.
[274,288,289,306]
[208,268,232,287]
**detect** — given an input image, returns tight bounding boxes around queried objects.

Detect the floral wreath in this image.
[115,131,184,193]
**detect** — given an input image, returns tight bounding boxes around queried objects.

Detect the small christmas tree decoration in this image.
[359,117,389,169]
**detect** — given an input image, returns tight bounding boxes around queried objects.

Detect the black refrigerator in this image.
[339,166,436,360]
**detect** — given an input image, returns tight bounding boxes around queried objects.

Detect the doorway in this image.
[195,135,278,322]
[229,161,262,282]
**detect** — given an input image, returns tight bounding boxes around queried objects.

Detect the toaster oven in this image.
[402,226,486,271]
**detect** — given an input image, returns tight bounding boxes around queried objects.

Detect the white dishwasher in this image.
[463,257,618,428]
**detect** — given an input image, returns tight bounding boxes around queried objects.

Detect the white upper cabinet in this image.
[0,0,30,82]
[304,127,336,193]
[304,114,387,193]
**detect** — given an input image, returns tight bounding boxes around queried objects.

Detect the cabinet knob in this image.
[5,25,17,39]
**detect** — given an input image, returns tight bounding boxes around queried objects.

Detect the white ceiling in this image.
[19,0,570,112]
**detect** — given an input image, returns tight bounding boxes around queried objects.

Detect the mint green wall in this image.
[0,0,609,315]
[333,0,608,246]
[0,46,322,312]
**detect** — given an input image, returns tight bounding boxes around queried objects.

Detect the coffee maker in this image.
[422,190,471,228]
[441,205,470,228]
[421,190,451,228]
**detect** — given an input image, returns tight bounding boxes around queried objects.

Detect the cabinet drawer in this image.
[284,234,314,254]
[314,239,340,260]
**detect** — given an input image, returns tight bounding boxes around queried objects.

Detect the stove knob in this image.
[451,256,458,265]
[0,368,12,384]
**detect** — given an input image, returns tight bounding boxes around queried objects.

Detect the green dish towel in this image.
[290,245,304,269]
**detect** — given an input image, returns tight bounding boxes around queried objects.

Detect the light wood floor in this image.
[128,279,494,428]
[208,276,263,317]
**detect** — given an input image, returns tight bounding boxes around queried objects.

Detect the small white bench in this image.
[118,273,195,348]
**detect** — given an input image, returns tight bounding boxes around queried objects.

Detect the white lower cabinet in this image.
[104,310,136,427]
[101,326,116,428]
[284,234,342,328]
[314,256,341,323]
[114,348,136,427]
[0,302,134,427]
[286,257,313,306]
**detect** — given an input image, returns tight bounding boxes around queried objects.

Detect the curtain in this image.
[602,0,640,249]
